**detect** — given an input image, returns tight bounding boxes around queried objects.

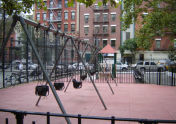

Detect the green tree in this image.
[1,0,46,15]
[168,46,176,61]
[121,0,176,50]
[119,38,137,56]
[1,0,119,16]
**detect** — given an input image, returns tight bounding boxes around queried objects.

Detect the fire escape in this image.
[93,4,109,47]
[47,0,62,30]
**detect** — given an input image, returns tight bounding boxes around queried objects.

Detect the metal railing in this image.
[0,108,176,124]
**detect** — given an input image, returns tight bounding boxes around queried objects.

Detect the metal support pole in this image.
[0,15,17,87]
[2,10,6,88]
[71,38,107,110]
[19,16,71,124]
[10,38,13,73]
[26,25,29,83]
[90,47,115,94]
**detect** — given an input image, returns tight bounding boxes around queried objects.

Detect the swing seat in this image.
[35,85,49,96]
[54,82,65,91]
[80,74,87,80]
[72,79,82,89]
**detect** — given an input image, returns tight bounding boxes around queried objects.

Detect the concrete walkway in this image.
[0,81,176,124]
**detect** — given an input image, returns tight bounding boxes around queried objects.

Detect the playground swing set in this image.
[1,14,118,124]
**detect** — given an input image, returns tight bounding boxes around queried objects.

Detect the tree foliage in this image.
[1,0,176,51]
[121,0,176,50]
[1,0,46,15]
[1,0,120,16]
[119,38,137,56]
[168,46,176,61]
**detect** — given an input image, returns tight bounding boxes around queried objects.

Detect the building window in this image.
[103,13,108,22]
[111,39,116,48]
[94,4,99,9]
[64,12,68,20]
[42,13,46,21]
[71,24,75,32]
[103,40,107,47]
[58,11,62,20]
[94,38,100,46]
[111,25,116,33]
[64,24,68,32]
[126,32,130,40]
[64,49,68,60]
[142,12,148,18]
[36,13,40,21]
[84,15,89,23]
[174,39,176,48]
[49,12,53,20]
[71,12,75,20]
[36,2,41,9]
[65,0,68,8]
[156,39,161,49]
[103,4,108,9]
[44,1,47,7]
[84,27,89,35]
[58,24,61,31]
[49,0,53,8]
[94,26,100,34]
[111,14,116,21]
[71,49,74,59]
[94,13,100,22]
[103,25,108,34]
[58,0,62,8]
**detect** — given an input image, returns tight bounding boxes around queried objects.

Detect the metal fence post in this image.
[171,68,173,86]
[5,118,8,124]
[47,112,50,124]
[111,116,115,124]
[149,67,151,84]
[14,112,25,124]
[159,71,161,85]
[78,114,81,124]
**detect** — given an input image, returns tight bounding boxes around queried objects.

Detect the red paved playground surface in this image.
[0,80,176,124]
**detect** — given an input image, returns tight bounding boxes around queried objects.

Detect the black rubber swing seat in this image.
[35,85,49,96]
[72,79,82,89]
[54,82,65,91]
[80,74,87,80]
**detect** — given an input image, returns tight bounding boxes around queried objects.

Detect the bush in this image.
[168,63,176,73]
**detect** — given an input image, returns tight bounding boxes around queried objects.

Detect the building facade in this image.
[133,2,176,62]
[34,0,79,36]
[79,3,121,50]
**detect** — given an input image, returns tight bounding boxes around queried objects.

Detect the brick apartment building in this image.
[0,8,17,63]
[34,0,80,64]
[79,3,121,50]
[134,2,176,62]
[34,0,79,36]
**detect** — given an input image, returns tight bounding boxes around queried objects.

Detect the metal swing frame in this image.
[1,15,114,123]
[64,41,89,92]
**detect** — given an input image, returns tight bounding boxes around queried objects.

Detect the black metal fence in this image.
[133,68,176,86]
[1,66,176,89]
[0,108,176,124]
